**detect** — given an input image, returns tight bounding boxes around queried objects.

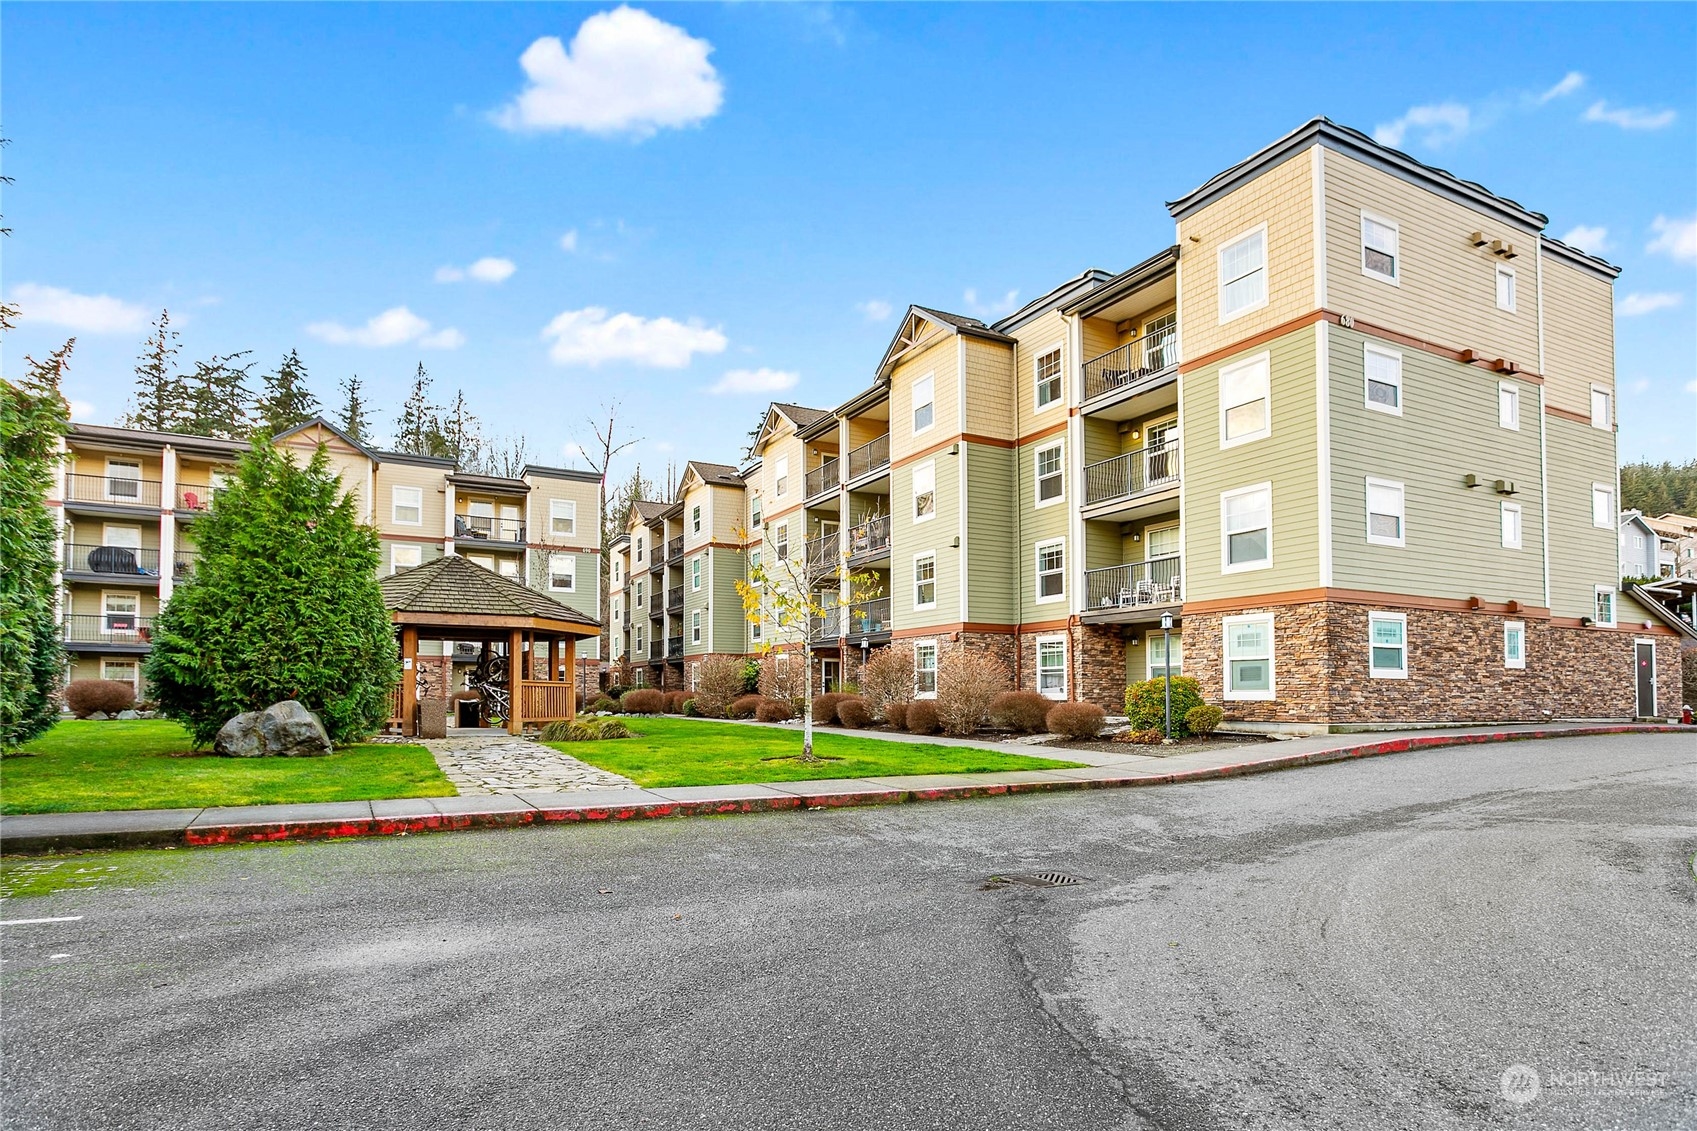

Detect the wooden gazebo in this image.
[378,554,601,736]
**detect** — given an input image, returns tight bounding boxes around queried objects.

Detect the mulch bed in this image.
[1047,733,1275,757]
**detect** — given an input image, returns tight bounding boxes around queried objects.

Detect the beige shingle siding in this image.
[963,337,1016,440]
[1538,250,1615,417]
[1080,316,1121,381]
[1177,151,1315,363]
[1328,325,1545,602]
[964,443,1016,624]
[1181,327,1321,602]
[529,475,600,550]
[889,333,959,464]
[1322,149,1540,367]
[1545,416,1621,620]
[1007,310,1066,431]
[376,461,448,537]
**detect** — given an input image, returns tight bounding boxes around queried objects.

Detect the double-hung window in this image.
[1365,346,1402,415]
[691,557,702,591]
[1221,484,1272,571]
[691,505,702,536]
[1037,637,1067,698]
[1220,353,1270,446]
[750,495,763,528]
[390,543,421,574]
[1368,612,1407,679]
[105,460,142,501]
[914,553,936,609]
[550,499,576,537]
[1361,212,1400,283]
[912,374,935,434]
[1034,442,1063,506]
[691,609,702,644]
[548,553,575,592]
[1591,484,1614,529]
[1219,227,1267,320]
[635,579,644,607]
[774,522,789,561]
[1366,478,1406,547]
[1148,633,1183,679]
[392,485,422,526]
[1501,502,1523,549]
[1035,539,1065,602]
[1223,614,1274,700]
[1034,348,1062,408]
[1503,621,1526,669]
[1496,266,1516,312]
[1499,383,1520,430]
[1593,586,1615,627]
[913,461,936,521]
[775,458,789,498]
[914,641,938,698]
[1590,386,1612,430]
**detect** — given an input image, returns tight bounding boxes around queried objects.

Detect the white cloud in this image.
[435,257,515,284]
[8,283,148,334]
[491,6,723,139]
[1631,379,1652,394]
[68,399,96,420]
[561,441,588,463]
[540,306,727,367]
[963,288,1020,319]
[1687,380,1697,395]
[1646,215,1697,263]
[1374,102,1471,149]
[1539,72,1586,103]
[1583,101,1677,130]
[709,367,798,395]
[306,306,464,349]
[856,299,893,323]
[560,229,580,252]
[1618,292,1683,317]
[1559,225,1611,254]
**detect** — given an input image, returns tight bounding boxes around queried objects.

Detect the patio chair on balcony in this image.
[1131,579,1157,606]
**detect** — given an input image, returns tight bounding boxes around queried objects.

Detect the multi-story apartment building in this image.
[601,119,1689,726]
[49,417,602,699]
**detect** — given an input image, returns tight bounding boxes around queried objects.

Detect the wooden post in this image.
[564,636,577,720]
[508,628,523,735]
[400,626,419,736]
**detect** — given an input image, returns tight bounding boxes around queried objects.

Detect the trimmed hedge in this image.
[727,694,763,720]
[905,699,941,735]
[836,696,872,729]
[1125,676,1205,738]
[1185,704,1224,736]
[64,679,136,718]
[989,690,1050,734]
[620,688,665,715]
[754,697,794,723]
[811,692,848,726]
[1047,701,1106,739]
[883,701,909,730]
[663,691,689,715]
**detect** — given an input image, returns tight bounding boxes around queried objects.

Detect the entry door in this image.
[1145,418,1178,484]
[821,659,841,693]
[1635,642,1656,718]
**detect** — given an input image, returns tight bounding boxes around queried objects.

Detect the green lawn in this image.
[548,716,1084,788]
[1,719,455,815]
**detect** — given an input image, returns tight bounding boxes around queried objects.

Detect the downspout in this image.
[1011,327,1023,690]
[1536,236,1552,610]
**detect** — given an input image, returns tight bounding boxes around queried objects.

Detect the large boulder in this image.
[257,700,332,757]
[215,711,265,757]
[116,709,141,720]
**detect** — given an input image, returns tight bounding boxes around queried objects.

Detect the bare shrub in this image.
[836,696,872,729]
[989,690,1051,734]
[620,688,665,715]
[1046,701,1106,739]
[727,694,763,720]
[905,699,941,735]
[692,656,746,719]
[65,680,135,718]
[754,697,794,723]
[935,650,1009,736]
[758,652,808,713]
[858,644,915,719]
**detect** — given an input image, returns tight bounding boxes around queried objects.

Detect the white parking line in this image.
[0,916,84,926]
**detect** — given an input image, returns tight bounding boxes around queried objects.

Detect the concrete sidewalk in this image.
[1,723,1686,854]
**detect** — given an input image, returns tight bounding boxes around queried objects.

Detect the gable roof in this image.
[686,460,744,488]
[379,553,599,630]
[751,401,831,454]
[271,416,381,464]
[631,499,671,524]
[772,403,831,429]
[876,305,1015,380]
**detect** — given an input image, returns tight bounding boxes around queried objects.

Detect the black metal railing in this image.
[667,537,684,561]
[455,515,526,543]
[1084,557,1183,611]
[808,609,840,643]
[845,434,891,480]
[847,515,892,559]
[666,591,684,614]
[174,484,223,513]
[805,532,840,572]
[63,543,162,577]
[649,640,665,661]
[63,472,162,508]
[1083,442,1181,506]
[1082,327,1178,402]
[666,636,684,659]
[846,597,892,639]
[63,613,154,645]
[649,601,664,621]
[171,549,199,577]
[806,457,840,500]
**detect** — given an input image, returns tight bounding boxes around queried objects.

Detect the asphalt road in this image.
[3,733,1693,1131]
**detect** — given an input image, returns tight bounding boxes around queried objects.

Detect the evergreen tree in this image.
[392,363,445,456]
[122,309,187,433]
[182,351,255,440]
[441,388,482,467]
[254,349,320,437]
[0,320,73,750]
[144,440,400,746]
[1622,460,1697,516]
[337,374,371,442]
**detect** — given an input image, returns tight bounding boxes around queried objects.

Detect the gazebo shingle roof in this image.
[379,553,599,629]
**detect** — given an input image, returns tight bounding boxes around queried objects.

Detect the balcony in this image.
[666,537,684,562]
[667,635,684,659]
[808,609,840,644]
[805,457,840,502]
[1082,326,1178,405]
[1083,442,1181,517]
[666,590,684,615]
[621,612,632,629]
[649,640,664,661]
[805,533,840,573]
[1082,557,1183,622]
[174,484,222,515]
[63,543,163,580]
[455,515,526,545]
[63,472,162,510]
[845,596,892,641]
[63,613,154,649]
[847,515,892,563]
[845,434,891,481]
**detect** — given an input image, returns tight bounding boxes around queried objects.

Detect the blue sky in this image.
[6,2,1694,481]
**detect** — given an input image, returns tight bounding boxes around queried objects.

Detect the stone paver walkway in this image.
[420,734,636,795]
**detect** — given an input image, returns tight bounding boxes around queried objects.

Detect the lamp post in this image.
[1160,611,1174,740]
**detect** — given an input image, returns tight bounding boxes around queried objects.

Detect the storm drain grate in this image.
[988,871,1086,888]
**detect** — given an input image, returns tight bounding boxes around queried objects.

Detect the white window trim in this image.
[1033,344,1064,411]
[1589,384,1613,431]
[1218,351,1272,449]
[548,552,576,593]
[912,372,936,436]
[691,609,702,643]
[1146,632,1183,681]
[390,543,422,575]
[775,457,789,498]
[1365,477,1407,548]
[1504,620,1526,669]
[104,459,143,503]
[1035,634,1068,700]
[1222,612,1275,701]
[913,551,938,611]
[1498,382,1521,431]
[1217,223,1269,324]
[391,485,423,527]
[101,658,139,686]
[691,556,702,591]
[1368,611,1408,680]
[912,460,937,525]
[1593,585,1616,627]
[1033,440,1065,509]
[1591,483,1614,530]
[1034,537,1066,605]
[1496,265,1517,313]
[1501,501,1523,549]
[550,498,577,537]
[1220,482,1274,574]
[913,638,939,700]
[1360,210,1400,285]
[691,504,702,537]
[1364,343,1403,417]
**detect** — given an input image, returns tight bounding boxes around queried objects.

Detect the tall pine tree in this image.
[254,349,320,437]
[183,352,256,440]
[392,363,442,455]
[337,374,371,442]
[122,309,187,433]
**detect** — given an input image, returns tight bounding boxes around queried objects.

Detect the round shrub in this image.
[989,690,1051,734]
[65,679,136,718]
[1185,704,1224,737]
[836,696,872,729]
[905,699,941,735]
[620,688,665,715]
[754,697,793,723]
[727,694,763,720]
[683,697,700,717]
[1047,701,1107,739]
[1125,676,1205,738]
[606,685,629,703]
[588,696,619,714]
[663,691,689,715]
[811,692,848,726]
[883,701,908,731]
